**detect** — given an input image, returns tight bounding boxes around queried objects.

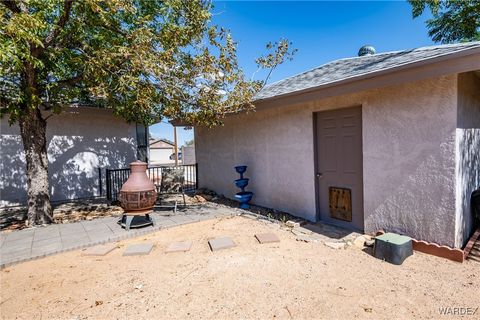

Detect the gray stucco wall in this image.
[0,107,137,206]
[456,72,480,246]
[362,76,457,247]
[196,74,461,247]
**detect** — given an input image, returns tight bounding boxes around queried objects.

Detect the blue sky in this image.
[149,0,433,145]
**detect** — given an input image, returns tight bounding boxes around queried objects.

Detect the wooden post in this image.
[98,167,102,197]
[105,169,111,201]
[174,125,178,166]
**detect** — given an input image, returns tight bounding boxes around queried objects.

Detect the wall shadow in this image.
[0,108,137,207]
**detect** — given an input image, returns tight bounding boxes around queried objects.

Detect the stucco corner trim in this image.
[412,239,464,263]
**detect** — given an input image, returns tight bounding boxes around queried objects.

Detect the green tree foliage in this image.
[409,0,480,43]
[183,139,194,147]
[0,0,296,225]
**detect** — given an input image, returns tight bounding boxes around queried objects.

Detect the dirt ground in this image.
[1,216,478,320]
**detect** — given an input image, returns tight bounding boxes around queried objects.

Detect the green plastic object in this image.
[374,232,413,265]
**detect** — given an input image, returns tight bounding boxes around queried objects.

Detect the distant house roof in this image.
[149,138,174,149]
[255,41,480,101]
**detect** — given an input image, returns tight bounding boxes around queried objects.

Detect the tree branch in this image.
[43,0,73,50]
[1,0,21,13]
[100,23,127,37]
[55,74,83,88]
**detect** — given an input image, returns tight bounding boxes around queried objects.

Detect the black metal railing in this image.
[106,163,198,201]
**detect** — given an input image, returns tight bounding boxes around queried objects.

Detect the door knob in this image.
[316,173,323,178]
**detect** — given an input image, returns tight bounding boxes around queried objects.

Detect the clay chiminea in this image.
[118,161,156,230]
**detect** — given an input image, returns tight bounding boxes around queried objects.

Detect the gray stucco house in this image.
[195,41,480,249]
[0,107,147,207]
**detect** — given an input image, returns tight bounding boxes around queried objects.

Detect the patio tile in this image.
[32,237,61,249]
[0,248,32,263]
[1,241,32,254]
[61,237,90,249]
[208,237,236,251]
[61,234,89,242]
[123,243,154,256]
[168,215,194,224]
[87,235,113,244]
[81,221,111,231]
[255,233,280,244]
[82,244,117,256]
[165,241,192,253]
[31,244,63,257]
[59,226,86,234]
[87,228,114,238]
[59,222,86,229]
[152,217,177,227]
[3,236,33,247]
[33,227,60,241]
[60,231,87,240]
[181,215,203,222]
[5,229,34,242]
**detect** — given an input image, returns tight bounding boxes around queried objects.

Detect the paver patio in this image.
[0,204,231,268]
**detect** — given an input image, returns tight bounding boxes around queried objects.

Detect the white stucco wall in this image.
[149,148,174,165]
[0,107,137,206]
[196,74,461,247]
[455,72,480,247]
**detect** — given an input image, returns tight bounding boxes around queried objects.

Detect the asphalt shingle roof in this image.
[255,41,480,101]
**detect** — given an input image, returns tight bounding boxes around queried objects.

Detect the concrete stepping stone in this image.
[208,237,235,251]
[165,241,192,253]
[255,233,280,244]
[82,244,117,256]
[123,243,154,256]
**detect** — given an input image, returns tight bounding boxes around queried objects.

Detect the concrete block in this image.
[165,241,192,253]
[82,244,117,256]
[123,243,154,256]
[255,233,280,244]
[208,237,235,251]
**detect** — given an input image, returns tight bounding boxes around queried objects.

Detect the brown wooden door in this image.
[315,106,364,231]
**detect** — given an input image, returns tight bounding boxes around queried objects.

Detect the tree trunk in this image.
[18,108,53,226]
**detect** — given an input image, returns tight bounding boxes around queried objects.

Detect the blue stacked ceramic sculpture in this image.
[234,165,253,209]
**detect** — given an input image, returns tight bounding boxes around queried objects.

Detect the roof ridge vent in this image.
[358,45,376,56]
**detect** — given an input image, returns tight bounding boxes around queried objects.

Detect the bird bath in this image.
[234,166,253,209]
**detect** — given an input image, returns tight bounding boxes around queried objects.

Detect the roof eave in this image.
[254,46,480,105]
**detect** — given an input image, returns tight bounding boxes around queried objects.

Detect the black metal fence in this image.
[106,164,198,201]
